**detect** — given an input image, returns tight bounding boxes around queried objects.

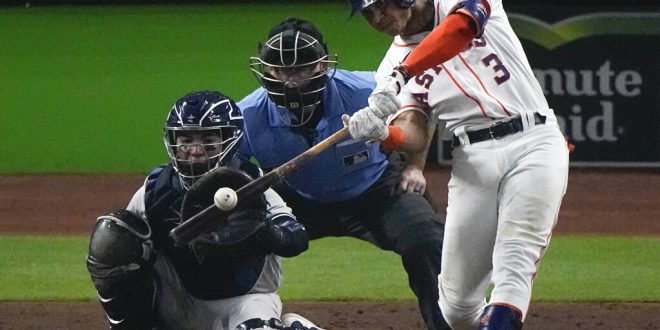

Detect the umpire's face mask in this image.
[266,63,327,126]
[249,28,337,127]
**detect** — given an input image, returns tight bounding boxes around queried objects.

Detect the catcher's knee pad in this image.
[478,304,523,330]
[86,209,156,329]
[87,209,155,283]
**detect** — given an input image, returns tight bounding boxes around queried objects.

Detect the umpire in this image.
[238,18,449,330]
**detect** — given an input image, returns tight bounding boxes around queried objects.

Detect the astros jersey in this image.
[238,69,387,203]
[390,0,557,133]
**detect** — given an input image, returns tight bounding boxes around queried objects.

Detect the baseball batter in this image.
[86,91,321,330]
[347,0,570,329]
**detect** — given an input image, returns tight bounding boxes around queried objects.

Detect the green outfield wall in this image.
[1,4,390,173]
[2,3,658,173]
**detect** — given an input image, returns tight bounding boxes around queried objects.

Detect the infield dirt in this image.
[1,166,659,329]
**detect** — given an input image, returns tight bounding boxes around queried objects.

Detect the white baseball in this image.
[213,187,238,211]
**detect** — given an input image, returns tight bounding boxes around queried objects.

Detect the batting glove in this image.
[368,90,399,119]
[342,109,389,142]
[367,66,410,118]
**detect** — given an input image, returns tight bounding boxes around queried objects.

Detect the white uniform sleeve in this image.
[375,44,401,86]
[439,0,459,15]
[441,0,496,37]
[441,0,499,15]
[387,88,431,125]
[263,188,295,221]
[374,31,429,89]
[126,184,147,220]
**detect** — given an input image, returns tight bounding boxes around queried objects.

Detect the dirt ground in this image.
[1,166,659,329]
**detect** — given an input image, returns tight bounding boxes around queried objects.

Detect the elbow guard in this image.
[257,215,309,257]
[450,0,491,37]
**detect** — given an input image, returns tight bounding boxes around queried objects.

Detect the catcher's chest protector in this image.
[144,164,268,299]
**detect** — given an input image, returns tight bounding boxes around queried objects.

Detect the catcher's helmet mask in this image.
[250,17,337,127]
[348,0,416,17]
[164,91,244,190]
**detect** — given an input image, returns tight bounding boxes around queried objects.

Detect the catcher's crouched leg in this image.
[86,209,157,329]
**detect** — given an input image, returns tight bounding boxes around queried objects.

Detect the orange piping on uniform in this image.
[441,64,488,117]
[458,54,511,116]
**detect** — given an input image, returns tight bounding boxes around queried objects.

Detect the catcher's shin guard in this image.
[478,304,523,330]
[86,209,157,329]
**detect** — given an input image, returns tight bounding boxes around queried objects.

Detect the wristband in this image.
[393,65,411,83]
[381,126,406,149]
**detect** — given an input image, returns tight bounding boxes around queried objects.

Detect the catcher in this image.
[86,90,322,330]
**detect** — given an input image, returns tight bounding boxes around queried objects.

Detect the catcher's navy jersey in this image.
[126,162,300,300]
[238,69,387,203]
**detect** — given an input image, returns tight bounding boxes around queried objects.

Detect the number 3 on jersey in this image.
[473,37,510,85]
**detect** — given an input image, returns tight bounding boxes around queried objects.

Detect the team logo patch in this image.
[343,150,369,167]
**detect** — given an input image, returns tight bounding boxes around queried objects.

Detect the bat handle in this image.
[169,172,281,246]
[169,205,224,246]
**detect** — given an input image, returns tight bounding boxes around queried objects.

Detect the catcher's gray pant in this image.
[153,255,282,330]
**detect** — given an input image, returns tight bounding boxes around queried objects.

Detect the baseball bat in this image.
[169,127,350,246]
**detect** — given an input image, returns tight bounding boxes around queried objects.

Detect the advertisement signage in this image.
[437,12,660,167]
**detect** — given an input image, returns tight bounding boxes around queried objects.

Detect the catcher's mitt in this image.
[180,167,268,257]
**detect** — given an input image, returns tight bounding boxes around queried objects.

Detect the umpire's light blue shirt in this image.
[237,69,387,203]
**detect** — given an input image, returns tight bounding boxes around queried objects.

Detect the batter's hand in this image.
[368,68,406,118]
[368,90,400,118]
[400,165,426,194]
[342,110,389,142]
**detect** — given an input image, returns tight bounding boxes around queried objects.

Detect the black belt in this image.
[452,112,546,147]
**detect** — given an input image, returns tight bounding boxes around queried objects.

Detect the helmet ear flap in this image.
[257,42,269,68]
[257,42,265,57]
[320,41,329,57]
